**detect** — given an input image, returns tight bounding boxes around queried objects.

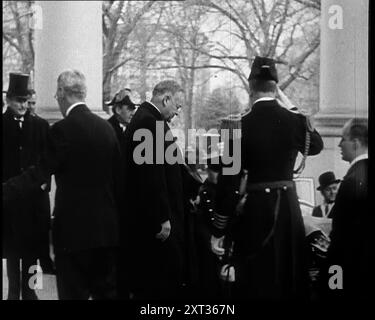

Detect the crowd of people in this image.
[2,56,370,300]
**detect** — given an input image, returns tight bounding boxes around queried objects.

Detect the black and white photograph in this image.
[2,0,371,308]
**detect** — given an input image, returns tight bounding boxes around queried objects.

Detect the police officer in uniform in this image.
[211,57,324,299]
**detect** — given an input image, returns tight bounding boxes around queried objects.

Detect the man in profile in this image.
[121,80,185,299]
[17,70,121,300]
[324,119,370,300]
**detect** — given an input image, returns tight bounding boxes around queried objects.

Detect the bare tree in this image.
[180,0,321,104]
[3,1,34,74]
[102,0,155,110]
[162,2,212,136]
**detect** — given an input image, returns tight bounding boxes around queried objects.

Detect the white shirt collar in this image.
[147,101,161,114]
[66,102,85,117]
[119,122,126,131]
[348,153,368,170]
[253,97,275,105]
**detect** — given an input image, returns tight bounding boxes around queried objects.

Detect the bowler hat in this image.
[3,73,31,99]
[317,171,341,191]
[106,88,136,109]
[248,56,278,83]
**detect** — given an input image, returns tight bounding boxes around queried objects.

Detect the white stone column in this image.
[300,0,368,205]
[316,0,368,135]
[34,1,104,122]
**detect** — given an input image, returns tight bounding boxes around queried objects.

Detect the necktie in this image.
[324,204,329,217]
[14,116,24,129]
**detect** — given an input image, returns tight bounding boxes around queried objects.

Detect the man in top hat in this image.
[2,73,51,300]
[211,56,324,299]
[312,171,341,219]
[107,88,137,142]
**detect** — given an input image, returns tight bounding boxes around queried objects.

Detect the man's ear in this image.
[113,106,121,116]
[353,138,364,151]
[163,95,171,106]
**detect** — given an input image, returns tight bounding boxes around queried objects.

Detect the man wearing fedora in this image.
[2,73,51,300]
[107,88,137,143]
[312,171,341,219]
[211,57,324,300]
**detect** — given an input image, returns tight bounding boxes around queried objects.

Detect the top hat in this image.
[317,171,341,191]
[106,88,136,109]
[3,73,31,99]
[248,56,278,83]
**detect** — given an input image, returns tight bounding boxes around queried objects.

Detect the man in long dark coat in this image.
[2,73,50,300]
[6,70,122,299]
[323,119,371,300]
[121,80,185,300]
[212,57,324,299]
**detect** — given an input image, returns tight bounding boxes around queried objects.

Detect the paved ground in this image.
[2,259,58,300]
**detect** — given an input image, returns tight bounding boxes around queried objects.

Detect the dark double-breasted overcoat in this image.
[2,109,51,259]
[121,102,185,299]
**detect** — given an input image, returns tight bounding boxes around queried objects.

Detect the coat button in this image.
[265,188,271,193]
[209,209,213,212]
[206,199,211,203]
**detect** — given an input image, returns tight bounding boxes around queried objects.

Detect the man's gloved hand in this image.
[210,235,225,256]
[220,264,235,282]
[156,220,171,242]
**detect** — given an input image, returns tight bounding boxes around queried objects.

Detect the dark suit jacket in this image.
[327,158,371,298]
[312,205,334,218]
[121,101,185,298]
[108,115,125,143]
[41,104,121,253]
[2,109,50,258]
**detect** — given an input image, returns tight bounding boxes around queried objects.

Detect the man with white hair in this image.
[121,80,185,299]
[41,70,121,299]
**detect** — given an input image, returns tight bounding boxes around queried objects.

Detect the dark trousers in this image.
[55,247,117,300]
[6,257,38,300]
[129,237,184,300]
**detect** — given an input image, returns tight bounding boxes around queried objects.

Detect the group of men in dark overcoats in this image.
[3,71,121,299]
[3,56,370,300]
